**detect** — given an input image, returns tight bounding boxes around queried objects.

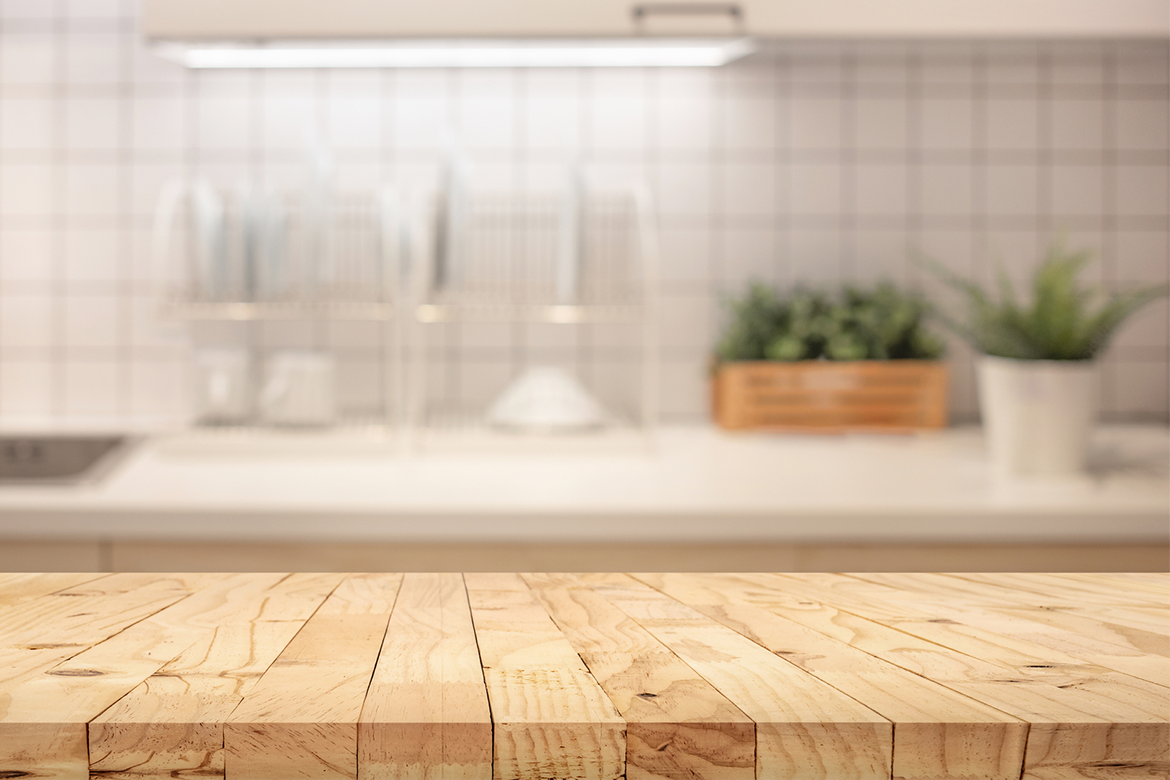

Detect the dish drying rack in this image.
[154,181,399,319]
[406,184,659,453]
[153,180,402,434]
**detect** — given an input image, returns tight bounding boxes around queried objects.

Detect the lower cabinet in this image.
[0,539,1164,572]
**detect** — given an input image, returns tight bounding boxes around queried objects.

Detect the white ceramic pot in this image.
[977,355,1099,475]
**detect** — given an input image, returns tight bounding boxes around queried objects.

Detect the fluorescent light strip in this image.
[154,39,755,68]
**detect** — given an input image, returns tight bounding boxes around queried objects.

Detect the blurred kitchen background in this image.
[0,0,1166,573]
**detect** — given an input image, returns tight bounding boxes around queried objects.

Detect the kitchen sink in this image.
[0,435,134,485]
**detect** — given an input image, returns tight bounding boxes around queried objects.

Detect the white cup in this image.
[194,349,252,425]
[260,351,336,427]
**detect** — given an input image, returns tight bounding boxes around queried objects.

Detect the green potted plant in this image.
[712,283,948,431]
[920,240,1168,475]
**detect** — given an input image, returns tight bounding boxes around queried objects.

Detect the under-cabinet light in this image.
[152,39,755,68]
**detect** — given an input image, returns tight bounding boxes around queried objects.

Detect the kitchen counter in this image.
[0,425,1166,544]
[2,571,1167,779]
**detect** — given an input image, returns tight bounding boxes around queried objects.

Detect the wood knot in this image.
[636,692,658,699]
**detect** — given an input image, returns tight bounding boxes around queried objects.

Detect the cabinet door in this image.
[740,0,1169,39]
[143,0,1170,40]
[143,0,634,38]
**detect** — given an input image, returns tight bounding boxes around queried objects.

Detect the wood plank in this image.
[0,573,110,609]
[847,574,1170,687]
[842,573,1085,608]
[464,572,625,780]
[224,573,403,780]
[523,572,755,780]
[584,573,893,780]
[1,572,1166,780]
[0,573,221,649]
[87,573,344,780]
[358,573,492,780]
[702,572,1170,780]
[0,574,228,779]
[949,572,1170,607]
[0,573,241,779]
[630,572,1029,780]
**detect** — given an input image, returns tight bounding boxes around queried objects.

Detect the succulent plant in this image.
[917,240,1169,361]
[715,282,945,363]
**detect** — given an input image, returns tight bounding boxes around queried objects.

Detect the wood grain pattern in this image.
[631,572,1029,780]
[225,573,403,780]
[465,572,625,780]
[359,573,492,780]
[0,572,109,609]
[585,574,892,780]
[523,572,755,780]
[695,572,1170,780]
[0,573,227,779]
[0,573,1165,780]
[88,573,345,780]
[712,360,948,431]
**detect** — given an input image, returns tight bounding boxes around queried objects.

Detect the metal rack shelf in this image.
[415,302,643,324]
[154,180,402,431]
[161,300,395,322]
[405,184,659,453]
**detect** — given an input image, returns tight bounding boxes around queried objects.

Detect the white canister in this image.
[194,348,252,425]
[977,355,1099,476]
[260,351,336,427]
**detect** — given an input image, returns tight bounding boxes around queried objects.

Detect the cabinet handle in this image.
[632,3,744,33]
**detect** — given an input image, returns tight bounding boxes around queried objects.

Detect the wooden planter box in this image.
[712,360,948,432]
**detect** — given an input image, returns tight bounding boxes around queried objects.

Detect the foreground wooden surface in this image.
[0,572,1165,780]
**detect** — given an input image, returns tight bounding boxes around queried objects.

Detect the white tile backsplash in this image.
[63,293,120,348]
[65,95,120,152]
[63,227,119,283]
[0,96,54,151]
[984,163,1039,218]
[0,7,1166,426]
[1050,164,1106,217]
[920,162,974,217]
[0,228,53,283]
[1049,98,1104,150]
[920,97,974,150]
[64,161,121,218]
[131,95,186,150]
[854,162,907,217]
[1116,163,1170,218]
[789,95,843,150]
[722,161,777,217]
[0,293,55,349]
[854,95,909,151]
[196,95,253,152]
[0,32,57,87]
[590,94,649,153]
[63,358,119,414]
[985,98,1040,150]
[1114,97,1170,151]
[789,161,842,215]
[63,30,124,86]
[0,163,54,218]
[0,358,54,417]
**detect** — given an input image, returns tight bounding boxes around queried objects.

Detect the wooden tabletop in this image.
[0,572,1166,780]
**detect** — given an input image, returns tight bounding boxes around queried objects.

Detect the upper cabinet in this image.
[142,0,1169,40]
[748,0,1169,39]
[143,0,654,39]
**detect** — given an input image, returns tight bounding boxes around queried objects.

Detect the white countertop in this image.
[0,425,1166,543]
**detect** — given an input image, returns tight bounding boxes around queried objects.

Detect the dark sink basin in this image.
[0,435,132,484]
